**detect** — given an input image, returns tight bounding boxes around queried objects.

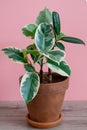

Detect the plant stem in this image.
[40,64,43,83]
[48,68,52,83]
[23,52,32,65]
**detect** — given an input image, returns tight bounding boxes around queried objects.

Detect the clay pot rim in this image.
[19,73,69,86]
[40,77,69,86]
[37,76,69,94]
[26,113,62,128]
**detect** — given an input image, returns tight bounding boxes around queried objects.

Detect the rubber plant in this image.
[2,8,85,104]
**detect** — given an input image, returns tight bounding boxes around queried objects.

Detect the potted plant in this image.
[2,8,85,128]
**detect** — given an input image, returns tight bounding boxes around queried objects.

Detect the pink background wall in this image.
[0,0,87,101]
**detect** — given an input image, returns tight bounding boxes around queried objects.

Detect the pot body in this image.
[27,77,69,123]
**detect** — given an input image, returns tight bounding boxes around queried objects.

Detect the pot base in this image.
[26,113,62,128]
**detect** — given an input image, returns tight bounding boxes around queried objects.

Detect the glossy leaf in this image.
[26,44,43,65]
[24,64,35,72]
[37,56,43,65]
[45,50,65,63]
[56,32,66,41]
[2,47,27,63]
[47,59,71,77]
[52,12,60,35]
[26,44,38,61]
[26,44,36,50]
[22,24,37,39]
[36,8,52,25]
[55,42,65,51]
[61,36,85,45]
[33,54,43,64]
[22,49,39,55]
[35,23,55,53]
[20,72,40,104]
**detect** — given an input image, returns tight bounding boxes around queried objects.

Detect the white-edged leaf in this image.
[36,8,52,25]
[35,23,55,53]
[47,59,71,77]
[20,72,40,104]
[2,47,27,63]
[22,24,37,39]
[24,64,35,72]
[44,50,65,63]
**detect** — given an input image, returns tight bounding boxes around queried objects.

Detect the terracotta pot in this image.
[26,75,69,128]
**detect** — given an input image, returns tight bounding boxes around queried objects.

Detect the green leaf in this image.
[45,50,65,63]
[24,44,43,65]
[20,72,40,104]
[35,23,55,53]
[37,56,43,65]
[22,24,37,39]
[55,42,65,51]
[25,44,39,61]
[26,44,36,50]
[26,44,38,54]
[47,59,71,77]
[2,47,27,63]
[56,32,66,41]
[36,8,52,25]
[34,55,44,65]
[24,64,35,72]
[52,12,60,35]
[22,49,39,55]
[61,36,85,45]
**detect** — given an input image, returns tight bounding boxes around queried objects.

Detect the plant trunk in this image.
[40,64,43,83]
[48,68,52,83]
